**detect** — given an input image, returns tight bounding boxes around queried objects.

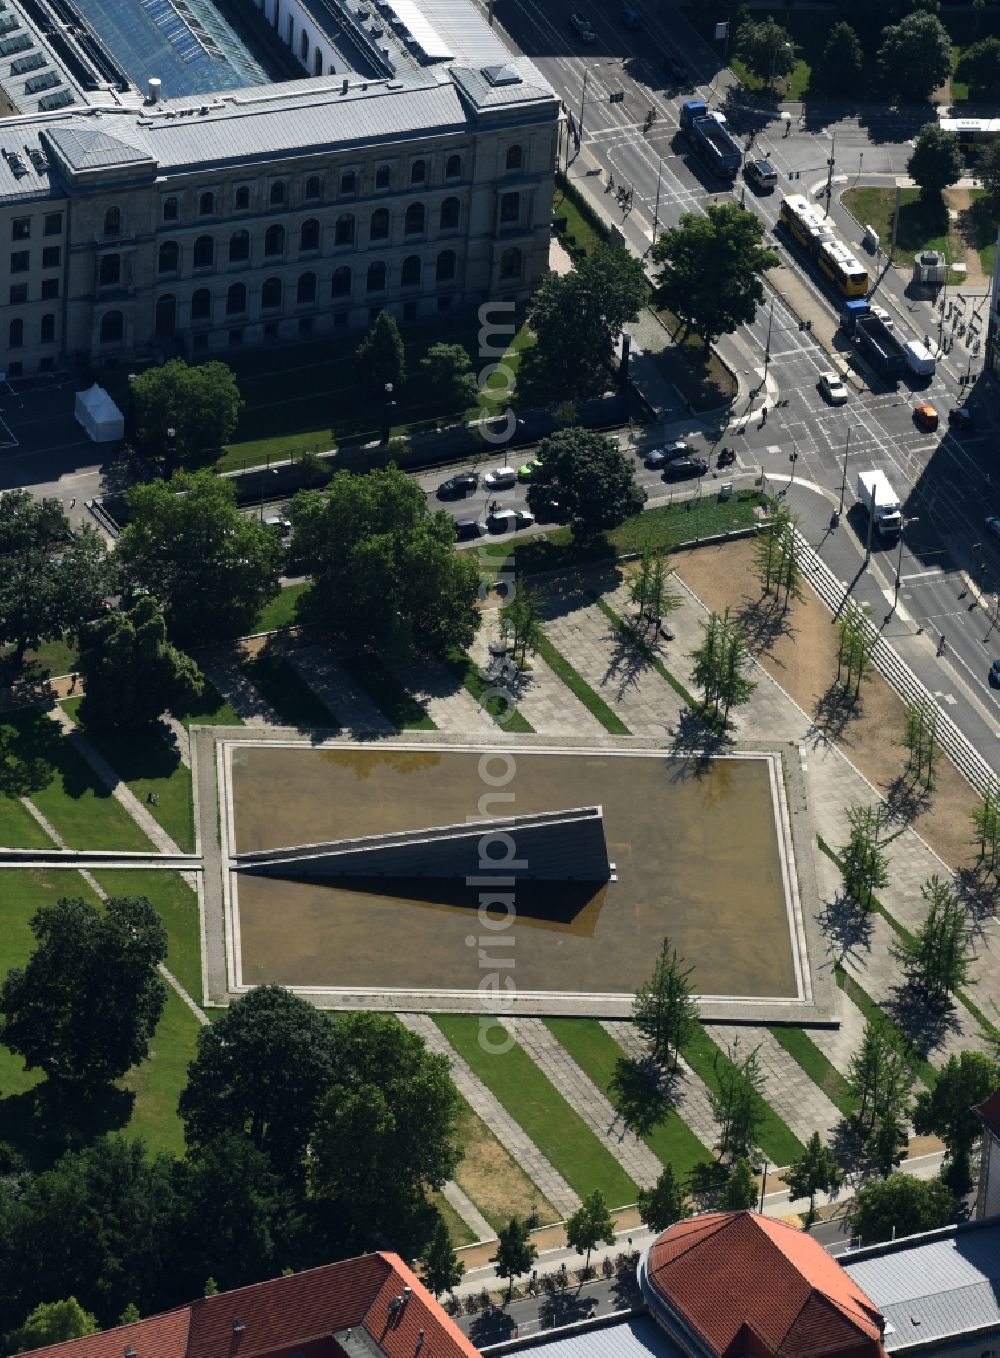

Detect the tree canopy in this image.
[289,466,480,660]
[525,428,645,542]
[652,204,779,348]
[422,1216,464,1299]
[564,1189,616,1272]
[633,936,699,1071]
[814,22,863,94]
[978,141,1000,213]
[850,1173,955,1244]
[117,472,282,646]
[419,342,479,417]
[78,596,204,730]
[784,1132,841,1223]
[894,875,974,1004]
[906,123,964,198]
[734,17,795,85]
[637,1164,690,1232]
[8,1298,99,1353]
[877,12,953,101]
[956,36,1000,99]
[355,311,406,399]
[913,1051,998,1156]
[491,1216,537,1301]
[519,246,648,402]
[130,359,242,467]
[0,896,167,1089]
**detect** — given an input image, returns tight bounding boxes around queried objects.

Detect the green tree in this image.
[131,358,242,467]
[179,985,336,1181]
[814,22,864,94]
[117,472,281,646]
[652,204,779,348]
[785,1132,842,1224]
[877,12,953,101]
[894,875,973,1005]
[308,1013,462,1257]
[690,608,756,723]
[499,582,544,668]
[850,1173,954,1244]
[755,501,791,598]
[835,598,874,700]
[841,803,890,912]
[78,596,204,730]
[956,36,1000,100]
[118,1304,141,1326]
[978,140,1000,213]
[904,699,939,788]
[289,466,479,661]
[709,1039,766,1164]
[914,1051,998,1156]
[491,1216,537,1302]
[519,246,648,402]
[637,1164,690,1232]
[355,310,406,399]
[907,123,964,199]
[422,1216,465,1298]
[525,428,645,542]
[629,547,680,631]
[8,1298,99,1352]
[735,17,795,85]
[720,1156,758,1210]
[0,491,116,667]
[419,342,479,417]
[971,779,1000,871]
[632,936,699,1071]
[565,1189,616,1274]
[0,896,167,1090]
[847,1015,912,1171]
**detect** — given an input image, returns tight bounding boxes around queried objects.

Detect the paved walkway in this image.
[470,613,608,736]
[286,647,389,733]
[200,646,284,726]
[603,1021,717,1154]
[442,1180,496,1245]
[400,656,496,732]
[397,1013,581,1218]
[502,1018,662,1189]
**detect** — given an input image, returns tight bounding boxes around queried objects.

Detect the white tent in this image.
[74,383,125,442]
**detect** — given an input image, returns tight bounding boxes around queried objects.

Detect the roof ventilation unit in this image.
[147,76,160,103]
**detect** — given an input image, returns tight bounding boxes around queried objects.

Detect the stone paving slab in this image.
[396,1013,580,1218]
[286,647,390,734]
[602,1020,718,1154]
[808,990,869,1080]
[400,656,496,732]
[200,648,284,726]
[442,1179,496,1243]
[503,1018,661,1189]
[705,1022,842,1149]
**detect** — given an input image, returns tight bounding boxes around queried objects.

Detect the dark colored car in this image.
[437,472,478,498]
[454,518,485,541]
[990,659,1000,687]
[644,440,689,469]
[948,405,974,431]
[663,457,708,481]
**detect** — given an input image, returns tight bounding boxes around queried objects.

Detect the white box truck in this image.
[857,470,902,541]
[903,339,936,378]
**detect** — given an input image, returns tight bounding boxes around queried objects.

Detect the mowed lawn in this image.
[0,795,55,850]
[122,986,202,1157]
[435,1014,638,1208]
[92,870,203,1003]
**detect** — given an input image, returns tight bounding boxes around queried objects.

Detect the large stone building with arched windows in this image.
[0,0,558,376]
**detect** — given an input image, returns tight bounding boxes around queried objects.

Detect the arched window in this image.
[505,144,523,171]
[375,165,391,190]
[305,175,321,201]
[193,235,214,269]
[340,170,357,194]
[440,197,460,230]
[270,181,286,207]
[163,196,179,222]
[235,186,250,210]
[99,310,123,344]
[410,159,426,185]
[300,218,320,252]
[370,208,390,242]
[401,255,421,288]
[335,214,355,246]
[366,262,386,293]
[405,202,425,235]
[436,249,456,282]
[98,254,120,287]
[158,240,179,274]
[264,224,285,257]
[297,272,317,304]
[191,288,212,321]
[199,191,215,217]
[300,29,309,60]
[103,206,122,238]
[8,318,22,348]
[262,277,282,310]
[500,191,519,224]
[500,246,522,279]
[40,313,55,343]
[314,47,322,76]
[226,282,246,315]
[331,266,351,297]
[229,230,250,263]
[155,294,176,337]
[446,154,462,179]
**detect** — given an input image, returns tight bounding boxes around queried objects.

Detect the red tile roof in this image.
[645,1212,885,1358]
[20,1254,479,1358]
[974,1087,1000,1139]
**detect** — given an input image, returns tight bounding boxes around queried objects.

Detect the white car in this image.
[818,371,849,405]
[986,516,1000,542]
[483,466,517,490]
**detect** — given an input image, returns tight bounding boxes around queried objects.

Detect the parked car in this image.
[518,458,542,482]
[454,518,486,541]
[483,466,517,489]
[818,371,848,405]
[914,402,939,431]
[949,405,974,431]
[663,457,708,481]
[644,440,689,468]
[487,508,535,533]
[991,659,1000,687]
[262,515,291,536]
[985,516,1000,542]
[437,472,478,498]
[569,11,597,41]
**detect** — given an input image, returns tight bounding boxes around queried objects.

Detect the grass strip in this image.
[532,632,630,735]
[341,651,436,731]
[430,1190,477,1248]
[443,648,533,733]
[122,986,201,1158]
[242,653,340,730]
[435,1014,638,1208]
[93,870,203,1003]
[176,680,245,728]
[253,581,310,634]
[767,1026,857,1121]
[592,594,713,723]
[0,796,55,850]
[60,698,194,853]
[30,732,155,852]
[453,1097,556,1232]
[545,1018,709,1179]
[833,963,938,1091]
[681,1024,804,1167]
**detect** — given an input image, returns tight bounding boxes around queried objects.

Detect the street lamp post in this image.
[381,382,395,445]
[763,297,775,381]
[838,426,852,517]
[788,449,799,488]
[893,516,919,611]
[652,156,663,245]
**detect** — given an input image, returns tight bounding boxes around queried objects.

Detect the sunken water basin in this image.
[225,744,800,1001]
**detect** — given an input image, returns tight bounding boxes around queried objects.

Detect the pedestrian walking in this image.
[69,672,78,692]
[760,406,768,425]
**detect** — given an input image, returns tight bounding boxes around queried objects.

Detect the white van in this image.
[903,339,935,378]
